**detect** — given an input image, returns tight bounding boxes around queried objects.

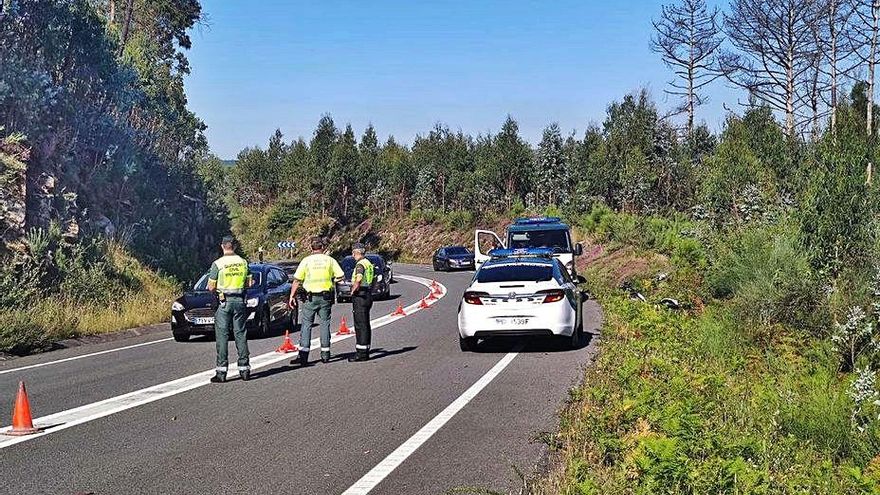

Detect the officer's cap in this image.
[221,235,236,245]
[352,242,366,253]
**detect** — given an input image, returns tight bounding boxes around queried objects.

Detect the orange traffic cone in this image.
[336,317,353,335]
[4,381,39,436]
[426,291,438,301]
[419,298,430,309]
[391,303,406,316]
[275,330,299,353]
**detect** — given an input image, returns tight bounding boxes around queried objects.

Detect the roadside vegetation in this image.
[0,225,177,354]
[0,1,224,354]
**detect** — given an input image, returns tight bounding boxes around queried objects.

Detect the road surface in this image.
[0,264,600,495]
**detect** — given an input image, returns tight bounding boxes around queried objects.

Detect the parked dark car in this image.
[171,263,297,342]
[432,245,475,271]
[335,254,393,302]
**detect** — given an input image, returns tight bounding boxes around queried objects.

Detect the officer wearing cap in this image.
[348,243,375,362]
[207,235,253,383]
[289,236,344,366]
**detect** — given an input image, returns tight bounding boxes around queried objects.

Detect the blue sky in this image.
[186,0,737,159]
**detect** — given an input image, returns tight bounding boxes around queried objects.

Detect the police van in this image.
[474,217,583,277]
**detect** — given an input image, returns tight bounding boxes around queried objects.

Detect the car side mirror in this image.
[574,243,583,256]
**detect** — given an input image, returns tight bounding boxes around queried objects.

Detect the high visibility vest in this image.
[294,253,344,293]
[213,255,248,294]
[356,258,375,288]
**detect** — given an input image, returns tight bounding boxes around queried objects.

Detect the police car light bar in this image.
[513,216,562,225]
[488,247,555,258]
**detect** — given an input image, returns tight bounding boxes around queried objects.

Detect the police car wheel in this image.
[173,332,189,342]
[459,335,477,352]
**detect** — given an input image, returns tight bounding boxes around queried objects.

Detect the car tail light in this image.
[538,289,565,303]
[463,291,488,305]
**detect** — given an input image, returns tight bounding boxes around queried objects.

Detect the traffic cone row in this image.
[419,298,431,309]
[336,317,353,335]
[275,330,299,353]
[4,381,39,436]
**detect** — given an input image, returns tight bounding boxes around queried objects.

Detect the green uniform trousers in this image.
[299,296,333,352]
[215,296,250,373]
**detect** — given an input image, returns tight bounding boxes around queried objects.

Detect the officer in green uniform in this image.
[349,243,374,362]
[289,237,344,366]
[207,235,253,383]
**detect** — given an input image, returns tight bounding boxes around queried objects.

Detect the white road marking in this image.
[342,348,521,495]
[0,338,174,376]
[0,274,445,449]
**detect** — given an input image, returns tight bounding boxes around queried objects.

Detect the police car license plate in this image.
[192,317,214,325]
[495,317,529,326]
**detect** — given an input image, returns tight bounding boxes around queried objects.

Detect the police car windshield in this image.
[476,262,554,283]
[507,229,571,253]
[193,270,262,291]
[446,246,469,255]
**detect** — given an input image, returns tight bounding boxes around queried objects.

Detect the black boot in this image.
[320,350,331,363]
[210,372,226,383]
[348,349,369,362]
[239,370,251,381]
[292,350,310,367]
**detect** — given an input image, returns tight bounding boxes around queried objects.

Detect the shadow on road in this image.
[472,332,595,354]
[327,346,418,363]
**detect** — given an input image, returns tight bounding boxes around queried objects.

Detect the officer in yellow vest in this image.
[289,237,344,366]
[349,243,374,362]
[207,235,253,383]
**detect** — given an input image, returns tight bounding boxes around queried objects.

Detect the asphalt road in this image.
[0,264,600,495]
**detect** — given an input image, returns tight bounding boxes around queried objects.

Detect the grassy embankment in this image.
[0,230,177,355]
[534,207,880,494]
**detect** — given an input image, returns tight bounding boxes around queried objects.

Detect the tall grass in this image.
[0,234,177,354]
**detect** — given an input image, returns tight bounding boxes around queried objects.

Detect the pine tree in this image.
[536,123,566,207]
[309,115,338,213]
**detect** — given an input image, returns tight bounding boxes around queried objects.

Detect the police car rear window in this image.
[476,263,553,283]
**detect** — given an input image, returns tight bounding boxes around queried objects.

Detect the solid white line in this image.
[0,275,445,450]
[0,338,174,376]
[342,349,520,495]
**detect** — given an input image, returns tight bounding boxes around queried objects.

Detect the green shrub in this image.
[267,196,305,233]
[443,210,475,230]
[707,221,818,331]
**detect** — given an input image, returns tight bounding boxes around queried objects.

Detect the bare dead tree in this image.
[821,0,857,135]
[721,0,823,138]
[849,0,880,136]
[651,0,725,138]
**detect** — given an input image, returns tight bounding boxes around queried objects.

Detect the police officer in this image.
[207,235,253,383]
[348,243,374,362]
[289,236,344,366]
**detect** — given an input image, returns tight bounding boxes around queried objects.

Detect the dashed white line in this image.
[0,274,445,449]
[342,348,521,495]
[0,337,174,376]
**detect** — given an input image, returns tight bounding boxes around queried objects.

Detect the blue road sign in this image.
[277,241,296,250]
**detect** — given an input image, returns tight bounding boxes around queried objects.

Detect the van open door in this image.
[474,230,505,268]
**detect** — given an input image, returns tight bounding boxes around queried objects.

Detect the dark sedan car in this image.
[335,254,393,302]
[171,262,297,342]
[432,245,475,271]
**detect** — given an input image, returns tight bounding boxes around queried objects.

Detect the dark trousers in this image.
[215,297,249,373]
[352,291,373,350]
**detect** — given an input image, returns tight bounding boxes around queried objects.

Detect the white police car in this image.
[457,248,586,351]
